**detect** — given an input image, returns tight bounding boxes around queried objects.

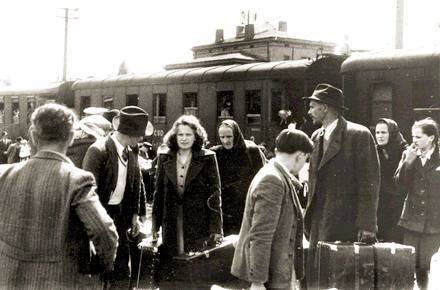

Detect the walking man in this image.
[83,106,148,289]
[303,84,380,288]
[0,131,11,164]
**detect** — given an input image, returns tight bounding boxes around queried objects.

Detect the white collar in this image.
[322,118,338,140]
[111,134,126,157]
[418,147,435,160]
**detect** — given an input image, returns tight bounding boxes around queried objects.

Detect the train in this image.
[0,54,345,150]
[1,48,439,149]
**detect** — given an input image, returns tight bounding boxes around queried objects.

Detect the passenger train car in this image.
[71,54,345,149]
[341,48,440,139]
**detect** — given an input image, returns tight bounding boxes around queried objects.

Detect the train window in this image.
[102,96,113,109]
[283,55,290,60]
[11,101,19,125]
[412,80,439,122]
[80,96,91,118]
[27,100,35,124]
[371,83,393,123]
[271,90,283,122]
[183,92,198,116]
[246,90,261,125]
[217,91,234,120]
[0,102,4,124]
[153,93,167,124]
[126,94,139,106]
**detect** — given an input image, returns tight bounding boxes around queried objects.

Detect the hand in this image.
[404,143,418,164]
[250,282,266,290]
[358,230,377,244]
[131,214,140,237]
[210,233,223,245]
[139,215,147,224]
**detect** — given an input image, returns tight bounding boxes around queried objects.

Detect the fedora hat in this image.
[304,83,348,111]
[116,106,149,137]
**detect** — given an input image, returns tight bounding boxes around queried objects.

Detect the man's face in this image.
[218,126,234,150]
[308,101,327,125]
[127,135,142,147]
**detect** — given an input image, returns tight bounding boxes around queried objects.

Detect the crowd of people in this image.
[0,83,439,290]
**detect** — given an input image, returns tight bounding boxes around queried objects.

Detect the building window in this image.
[102,96,113,109]
[249,45,255,48]
[183,92,198,116]
[27,98,36,125]
[11,99,19,125]
[284,43,290,48]
[153,93,167,124]
[126,94,139,106]
[0,102,4,124]
[283,55,290,60]
[217,91,234,120]
[80,96,91,118]
[246,90,261,124]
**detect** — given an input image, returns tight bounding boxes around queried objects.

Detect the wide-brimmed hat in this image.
[116,106,149,137]
[78,115,112,139]
[303,83,348,111]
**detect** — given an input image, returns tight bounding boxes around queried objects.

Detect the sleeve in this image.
[71,173,119,272]
[152,155,165,233]
[205,154,223,236]
[82,145,105,186]
[394,149,415,190]
[248,175,284,283]
[354,130,381,233]
[138,169,147,217]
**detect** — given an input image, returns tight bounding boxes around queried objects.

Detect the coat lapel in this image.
[184,151,205,190]
[163,153,178,191]
[106,137,119,191]
[318,117,345,170]
[273,161,303,217]
[419,148,440,174]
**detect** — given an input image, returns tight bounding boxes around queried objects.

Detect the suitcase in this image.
[317,241,375,290]
[171,235,238,284]
[373,243,415,290]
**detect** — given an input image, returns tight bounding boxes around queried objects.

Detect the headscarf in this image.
[218,119,247,151]
[376,118,408,160]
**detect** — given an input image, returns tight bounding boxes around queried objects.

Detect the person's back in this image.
[0,103,118,289]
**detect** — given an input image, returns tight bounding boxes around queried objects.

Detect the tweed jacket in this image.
[152,148,223,255]
[83,135,146,217]
[0,150,118,289]
[304,116,380,242]
[395,146,440,233]
[231,160,304,289]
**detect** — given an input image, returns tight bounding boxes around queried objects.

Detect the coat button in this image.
[421,212,425,216]
[421,201,425,205]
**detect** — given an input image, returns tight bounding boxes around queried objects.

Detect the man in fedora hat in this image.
[303,84,380,288]
[83,106,148,289]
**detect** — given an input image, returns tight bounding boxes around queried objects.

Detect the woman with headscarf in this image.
[211,119,266,235]
[375,118,408,242]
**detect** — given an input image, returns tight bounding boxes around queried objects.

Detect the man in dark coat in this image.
[303,84,380,288]
[83,106,148,289]
[0,131,11,164]
[232,129,313,290]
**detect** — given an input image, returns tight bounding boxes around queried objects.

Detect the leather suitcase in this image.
[172,235,238,284]
[373,243,415,290]
[317,241,375,290]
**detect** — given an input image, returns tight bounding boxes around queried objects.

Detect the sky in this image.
[0,0,440,86]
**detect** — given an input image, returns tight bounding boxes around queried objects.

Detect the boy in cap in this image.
[83,106,148,289]
[303,84,380,288]
[232,129,313,290]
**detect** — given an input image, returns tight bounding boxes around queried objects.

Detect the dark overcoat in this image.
[231,160,304,289]
[152,148,223,255]
[0,138,11,164]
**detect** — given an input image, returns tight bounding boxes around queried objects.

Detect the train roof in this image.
[0,83,62,96]
[341,48,440,73]
[72,59,313,89]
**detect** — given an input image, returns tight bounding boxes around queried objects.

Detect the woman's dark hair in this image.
[412,117,439,145]
[31,103,76,143]
[163,115,208,152]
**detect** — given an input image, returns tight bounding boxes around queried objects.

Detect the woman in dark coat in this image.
[395,118,440,290]
[210,119,266,235]
[152,115,223,284]
[375,118,408,242]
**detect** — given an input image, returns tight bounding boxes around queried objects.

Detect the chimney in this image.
[244,24,254,40]
[215,29,224,43]
[278,21,287,32]
[236,25,244,37]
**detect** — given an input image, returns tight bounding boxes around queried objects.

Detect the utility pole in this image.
[59,8,78,81]
[395,0,404,49]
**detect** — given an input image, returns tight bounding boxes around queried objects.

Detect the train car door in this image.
[151,93,167,149]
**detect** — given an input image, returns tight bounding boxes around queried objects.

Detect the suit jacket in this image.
[83,136,146,217]
[304,116,380,243]
[231,160,304,289]
[395,146,440,233]
[152,148,223,255]
[0,150,118,289]
[0,138,12,164]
